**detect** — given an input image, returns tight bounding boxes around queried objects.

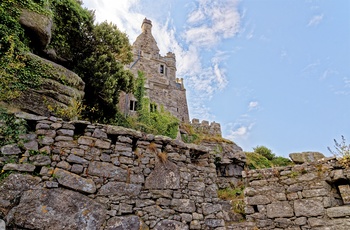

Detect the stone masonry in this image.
[119,18,189,122]
[0,112,225,229]
[241,157,350,230]
[3,113,350,229]
[191,119,222,137]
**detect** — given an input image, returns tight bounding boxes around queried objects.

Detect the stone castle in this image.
[119,18,189,123]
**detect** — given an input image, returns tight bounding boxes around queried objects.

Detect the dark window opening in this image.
[130,100,137,111]
[160,64,164,74]
[150,103,157,113]
[253,205,258,212]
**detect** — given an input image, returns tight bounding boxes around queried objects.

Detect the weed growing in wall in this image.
[328,135,350,168]
[217,184,245,217]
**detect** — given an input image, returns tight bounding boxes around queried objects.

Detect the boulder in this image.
[0,174,41,215]
[6,188,106,230]
[289,152,325,164]
[19,9,52,49]
[9,53,85,118]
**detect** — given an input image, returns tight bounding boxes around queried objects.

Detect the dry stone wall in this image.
[0,113,226,230]
[242,158,350,230]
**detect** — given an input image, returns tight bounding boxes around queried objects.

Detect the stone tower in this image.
[119,18,190,122]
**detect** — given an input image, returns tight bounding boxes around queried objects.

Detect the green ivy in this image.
[0,107,27,146]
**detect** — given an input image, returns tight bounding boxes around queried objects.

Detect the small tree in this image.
[253,145,275,160]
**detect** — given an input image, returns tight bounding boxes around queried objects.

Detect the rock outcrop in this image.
[19,9,52,50]
[289,151,325,164]
[201,140,246,188]
[9,53,85,118]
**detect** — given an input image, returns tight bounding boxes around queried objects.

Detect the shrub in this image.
[253,145,275,160]
[246,152,273,169]
[271,156,293,167]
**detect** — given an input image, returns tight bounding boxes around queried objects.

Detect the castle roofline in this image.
[142,18,152,27]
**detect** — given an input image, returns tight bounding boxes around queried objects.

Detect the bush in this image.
[253,145,275,160]
[129,98,179,139]
[246,152,273,169]
[271,156,293,167]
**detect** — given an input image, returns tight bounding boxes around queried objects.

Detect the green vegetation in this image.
[217,184,245,216]
[0,107,27,146]
[246,145,293,169]
[79,21,134,122]
[328,135,350,168]
[0,170,12,182]
[253,145,275,160]
[246,152,273,169]
[116,71,179,139]
[1,0,134,122]
[180,123,233,145]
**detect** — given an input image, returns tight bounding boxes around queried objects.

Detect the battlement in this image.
[191,118,222,137]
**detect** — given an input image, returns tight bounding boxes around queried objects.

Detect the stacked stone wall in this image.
[0,113,225,229]
[191,119,222,137]
[242,158,350,230]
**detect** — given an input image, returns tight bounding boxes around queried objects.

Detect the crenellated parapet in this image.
[190,118,222,137]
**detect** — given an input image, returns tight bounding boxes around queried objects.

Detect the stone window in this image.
[129,100,137,111]
[160,64,164,74]
[165,67,168,76]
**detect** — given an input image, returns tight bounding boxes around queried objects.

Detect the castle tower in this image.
[132,18,160,60]
[119,18,189,123]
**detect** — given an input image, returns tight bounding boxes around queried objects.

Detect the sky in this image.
[82,0,350,157]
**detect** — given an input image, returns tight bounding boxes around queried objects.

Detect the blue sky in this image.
[82,0,350,157]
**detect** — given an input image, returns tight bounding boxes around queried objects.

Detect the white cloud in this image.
[320,69,338,80]
[307,14,324,27]
[248,101,259,111]
[246,28,254,40]
[225,122,255,141]
[184,0,240,47]
[280,49,287,59]
[82,0,241,121]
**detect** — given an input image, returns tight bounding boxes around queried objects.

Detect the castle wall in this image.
[120,19,189,122]
[0,113,224,229]
[241,158,350,230]
[191,119,222,137]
